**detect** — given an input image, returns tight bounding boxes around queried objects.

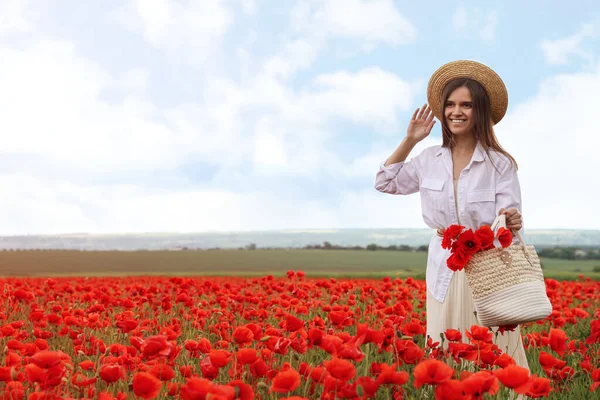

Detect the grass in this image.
[0,249,597,280]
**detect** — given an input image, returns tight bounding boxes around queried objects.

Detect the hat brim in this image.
[426,60,508,125]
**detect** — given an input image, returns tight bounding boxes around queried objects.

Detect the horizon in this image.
[3,226,600,237]
[1,1,599,234]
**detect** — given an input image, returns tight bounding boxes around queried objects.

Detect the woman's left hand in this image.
[499,208,522,231]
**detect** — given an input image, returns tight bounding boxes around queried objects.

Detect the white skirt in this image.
[426,269,530,370]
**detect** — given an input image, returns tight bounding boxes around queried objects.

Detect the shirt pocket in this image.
[420,178,446,226]
[421,178,445,198]
[467,188,496,225]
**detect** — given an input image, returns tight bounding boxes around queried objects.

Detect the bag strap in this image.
[490,214,528,251]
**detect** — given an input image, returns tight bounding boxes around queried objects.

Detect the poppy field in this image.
[0,272,599,399]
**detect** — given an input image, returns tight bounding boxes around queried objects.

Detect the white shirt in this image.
[374,142,523,303]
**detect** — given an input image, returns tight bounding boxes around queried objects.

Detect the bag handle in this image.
[490,213,528,252]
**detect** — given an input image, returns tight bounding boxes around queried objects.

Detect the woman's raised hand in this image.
[406,104,436,143]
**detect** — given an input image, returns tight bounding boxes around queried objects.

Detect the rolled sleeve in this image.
[374,158,420,195]
[495,163,525,237]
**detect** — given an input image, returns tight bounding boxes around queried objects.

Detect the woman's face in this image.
[444,86,474,136]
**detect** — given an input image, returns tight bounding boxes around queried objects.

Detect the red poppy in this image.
[132,372,162,399]
[99,364,126,383]
[228,380,255,400]
[402,321,425,337]
[179,377,235,400]
[475,225,495,250]
[493,365,532,394]
[270,368,301,393]
[78,360,95,371]
[395,339,425,365]
[29,351,64,369]
[456,229,482,254]
[539,351,566,370]
[493,353,516,369]
[323,357,356,381]
[140,336,174,360]
[200,356,219,380]
[0,367,15,382]
[413,359,454,388]
[434,379,464,400]
[442,225,465,249]
[236,348,258,365]
[250,358,269,378]
[375,363,409,386]
[148,363,175,381]
[461,370,499,397]
[233,326,254,345]
[466,325,493,343]
[209,350,231,368]
[548,328,568,355]
[444,329,462,342]
[525,376,552,398]
[497,227,513,248]
[285,314,304,332]
[446,248,471,271]
[197,338,212,354]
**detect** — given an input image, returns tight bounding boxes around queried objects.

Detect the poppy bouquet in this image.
[441,224,513,271]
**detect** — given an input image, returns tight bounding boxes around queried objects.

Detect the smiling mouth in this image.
[450,119,466,124]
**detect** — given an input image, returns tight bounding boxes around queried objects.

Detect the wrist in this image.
[402,136,419,147]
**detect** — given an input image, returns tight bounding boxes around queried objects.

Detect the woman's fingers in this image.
[416,104,427,119]
[499,208,522,230]
[411,108,419,121]
[427,119,436,131]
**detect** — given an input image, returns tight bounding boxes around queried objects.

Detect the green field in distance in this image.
[0,249,598,280]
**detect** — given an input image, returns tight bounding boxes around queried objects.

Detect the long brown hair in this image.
[440,78,517,171]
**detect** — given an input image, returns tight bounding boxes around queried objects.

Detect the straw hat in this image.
[427,60,508,125]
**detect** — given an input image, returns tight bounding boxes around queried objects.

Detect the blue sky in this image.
[0,0,599,234]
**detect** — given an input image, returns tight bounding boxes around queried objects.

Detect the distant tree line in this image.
[240,241,428,252]
[537,247,600,260]
[240,242,600,260]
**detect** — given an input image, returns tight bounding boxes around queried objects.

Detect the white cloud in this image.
[452,6,468,33]
[113,0,233,64]
[0,171,431,235]
[121,67,150,92]
[452,6,497,43]
[291,0,416,47]
[263,39,321,80]
[306,67,419,133]
[540,24,595,65]
[495,64,600,229]
[252,117,288,168]
[341,137,440,179]
[0,0,43,36]
[240,0,257,15]
[0,39,186,174]
[480,11,498,42]
[9,1,598,236]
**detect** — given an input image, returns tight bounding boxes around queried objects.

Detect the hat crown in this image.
[427,60,508,125]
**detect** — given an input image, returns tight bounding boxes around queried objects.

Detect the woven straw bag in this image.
[464,214,553,327]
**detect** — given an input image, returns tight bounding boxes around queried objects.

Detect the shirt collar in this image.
[436,142,486,163]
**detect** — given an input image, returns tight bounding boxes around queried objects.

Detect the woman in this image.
[374,60,529,370]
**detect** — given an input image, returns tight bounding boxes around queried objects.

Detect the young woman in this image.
[374,60,529,370]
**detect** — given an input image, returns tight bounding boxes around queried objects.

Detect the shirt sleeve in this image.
[374,156,420,195]
[495,161,525,237]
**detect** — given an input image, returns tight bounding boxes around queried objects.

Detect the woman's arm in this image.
[495,163,524,235]
[384,137,420,166]
[374,138,421,195]
[375,104,435,195]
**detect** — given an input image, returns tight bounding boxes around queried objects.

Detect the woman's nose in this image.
[451,105,463,115]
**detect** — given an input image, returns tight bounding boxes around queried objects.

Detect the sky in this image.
[0,0,599,235]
